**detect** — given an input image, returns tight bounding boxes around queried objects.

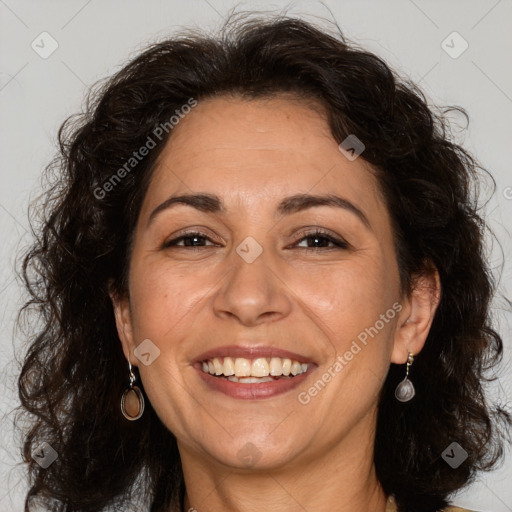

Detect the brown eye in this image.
[294,230,349,250]
[163,232,216,248]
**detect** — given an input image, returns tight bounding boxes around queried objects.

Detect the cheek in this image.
[300,261,399,402]
[126,260,204,348]
[296,254,397,338]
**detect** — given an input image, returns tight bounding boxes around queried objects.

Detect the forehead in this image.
[141,95,385,220]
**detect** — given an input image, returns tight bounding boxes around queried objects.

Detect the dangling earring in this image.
[395,352,415,402]
[120,361,145,420]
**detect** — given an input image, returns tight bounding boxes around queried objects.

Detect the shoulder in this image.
[386,497,477,512]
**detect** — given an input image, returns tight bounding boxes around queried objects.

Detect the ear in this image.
[391,268,441,364]
[108,280,137,366]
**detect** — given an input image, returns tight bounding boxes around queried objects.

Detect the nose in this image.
[212,245,293,327]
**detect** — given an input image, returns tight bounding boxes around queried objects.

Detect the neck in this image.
[177,415,387,512]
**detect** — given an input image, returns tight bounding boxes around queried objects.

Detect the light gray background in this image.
[1,0,511,510]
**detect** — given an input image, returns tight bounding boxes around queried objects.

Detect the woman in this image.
[16,13,510,512]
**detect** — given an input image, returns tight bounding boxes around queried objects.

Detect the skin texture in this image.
[111,95,440,512]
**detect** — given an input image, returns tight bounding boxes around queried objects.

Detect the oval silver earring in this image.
[395,352,415,402]
[120,361,145,420]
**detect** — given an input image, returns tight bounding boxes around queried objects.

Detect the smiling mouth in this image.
[201,356,309,383]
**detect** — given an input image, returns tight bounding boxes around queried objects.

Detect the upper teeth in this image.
[201,357,308,377]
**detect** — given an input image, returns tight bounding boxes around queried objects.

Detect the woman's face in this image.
[113,95,413,471]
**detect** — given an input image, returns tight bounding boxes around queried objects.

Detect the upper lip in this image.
[193,344,315,364]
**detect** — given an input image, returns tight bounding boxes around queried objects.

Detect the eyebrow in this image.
[147,192,371,229]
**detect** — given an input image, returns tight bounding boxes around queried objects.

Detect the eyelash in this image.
[294,229,350,250]
[163,229,349,251]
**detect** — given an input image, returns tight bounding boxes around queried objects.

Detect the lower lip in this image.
[195,367,311,399]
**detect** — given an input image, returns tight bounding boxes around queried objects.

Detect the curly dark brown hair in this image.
[15,12,510,512]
